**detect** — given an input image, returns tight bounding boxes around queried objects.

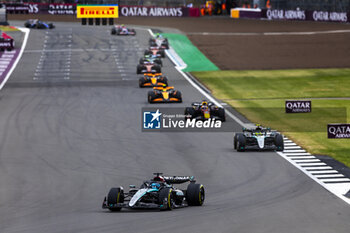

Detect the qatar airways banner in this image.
[262,9,350,23]
[119,6,189,17]
[5,3,198,17]
[17,3,76,15]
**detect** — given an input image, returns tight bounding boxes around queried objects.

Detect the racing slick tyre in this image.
[186,183,205,206]
[234,133,243,150]
[154,65,161,73]
[236,134,246,152]
[49,23,55,29]
[107,187,124,212]
[155,59,162,66]
[184,107,195,119]
[130,29,136,36]
[174,91,182,103]
[159,188,174,210]
[274,134,284,151]
[139,77,145,88]
[111,29,116,35]
[148,91,156,103]
[159,50,165,58]
[218,108,226,122]
[136,65,143,74]
[161,76,168,86]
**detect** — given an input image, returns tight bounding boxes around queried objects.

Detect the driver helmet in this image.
[151,182,161,190]
[201,100,208,106]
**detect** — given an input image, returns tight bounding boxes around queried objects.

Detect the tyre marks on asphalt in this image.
[109,31,143,81]
[34,29,72,81]
[280,137,350,200]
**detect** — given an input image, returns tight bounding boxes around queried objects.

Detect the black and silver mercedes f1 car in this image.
[102,173,205,211]
[139,55,162,67]
[185,100,225,122]
[24,19,54,29]
[234,125,284,152]
[149,34,169,49]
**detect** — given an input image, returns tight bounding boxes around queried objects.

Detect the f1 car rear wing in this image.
[163,176,196,184]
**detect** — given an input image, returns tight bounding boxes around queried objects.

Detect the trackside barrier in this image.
[231,7,350,23]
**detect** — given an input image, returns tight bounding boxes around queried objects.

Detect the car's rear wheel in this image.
[136,65,142,74]
[275,134,284,151]
[159,188,174,210]
[174,90,182,103]
[186,183,205,206]
[154,65,161,73]
[185,107,195,119]
[148,91,156,103]
[218,108,226,122]
[107,187,124,211]
[139,77,145,88]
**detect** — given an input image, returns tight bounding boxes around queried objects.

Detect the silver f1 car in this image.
[234,125,284,152]
[102,173,205,211]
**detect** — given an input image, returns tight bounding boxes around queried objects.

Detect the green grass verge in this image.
[161,33,219,72]
[192,68,350,167]
[0,26,19,32]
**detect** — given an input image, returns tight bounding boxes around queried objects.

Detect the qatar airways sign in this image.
[120,6,185,17]
[312,11,348,22]
[328,124,350,139]
[285,100,311,113]
[266,9,306,20]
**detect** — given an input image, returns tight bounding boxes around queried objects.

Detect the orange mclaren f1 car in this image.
[139,73,168,88]
[148,86,182,103]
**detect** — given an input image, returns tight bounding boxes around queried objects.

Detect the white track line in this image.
[315,174,344,178]
[0,27,30,90]
[187,30,350,36]
[147,28,350,205]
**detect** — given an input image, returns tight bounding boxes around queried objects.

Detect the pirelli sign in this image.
[77,5,118,25]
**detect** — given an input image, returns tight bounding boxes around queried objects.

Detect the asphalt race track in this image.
[0,22,349,233]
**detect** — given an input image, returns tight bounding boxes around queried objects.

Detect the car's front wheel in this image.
[107,187,124,211]
[159,188,174,210]
[186,183,205,206]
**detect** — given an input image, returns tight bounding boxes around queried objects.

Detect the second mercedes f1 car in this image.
[102,173,205,211]
[234,125,284,152]
[139,55,162,67]
[185,100,225,122]
[148,86,182,103]
[24,19,54,29]
[139,73,168,88]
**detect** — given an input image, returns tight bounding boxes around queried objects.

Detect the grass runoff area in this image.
[161,33,219,72]
[0,26,19,31]
[193,68,350,167]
